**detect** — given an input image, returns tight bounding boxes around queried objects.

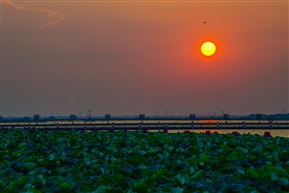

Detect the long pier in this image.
[1,119,289,130]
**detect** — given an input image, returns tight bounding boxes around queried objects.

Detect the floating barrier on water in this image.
[264,132,271,137]
[233,131,239,136]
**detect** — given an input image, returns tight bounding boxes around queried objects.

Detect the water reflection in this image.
[168,129,289,138]
[85,129,289,138]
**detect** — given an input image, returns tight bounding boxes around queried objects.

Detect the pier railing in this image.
[1,120,289,130]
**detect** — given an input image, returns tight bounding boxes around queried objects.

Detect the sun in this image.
[201,42,216,56]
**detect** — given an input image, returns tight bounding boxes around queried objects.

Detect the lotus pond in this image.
[0,130,289,193]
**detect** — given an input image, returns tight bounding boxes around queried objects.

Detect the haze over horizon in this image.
[1,1,288,117]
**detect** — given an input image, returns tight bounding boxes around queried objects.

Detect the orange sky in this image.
[1,1,288,116]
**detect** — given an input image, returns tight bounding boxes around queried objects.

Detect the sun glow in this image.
[201,42,216,56]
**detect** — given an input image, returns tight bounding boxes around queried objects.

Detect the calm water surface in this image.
[86,129,289,138]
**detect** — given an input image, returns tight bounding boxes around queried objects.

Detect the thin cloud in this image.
[3,0,66,30]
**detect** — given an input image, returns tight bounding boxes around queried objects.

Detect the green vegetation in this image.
[0,130,289,192]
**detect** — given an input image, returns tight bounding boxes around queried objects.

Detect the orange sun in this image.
[201,42,216,56]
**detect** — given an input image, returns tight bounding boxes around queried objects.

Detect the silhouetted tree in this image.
[69,114,76,121]
[33,115,40,122]
[268,115,274,121]
[256,114,262,120]
[139,114,145,120]
[223,114,229,120]
[189,114,196,120]
[105,114,111,120]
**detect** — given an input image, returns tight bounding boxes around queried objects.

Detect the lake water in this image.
[85,129,289,138]
[165,129,289,138]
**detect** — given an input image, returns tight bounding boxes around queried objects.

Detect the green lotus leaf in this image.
[254,169,270,182]
[92,185,111,193]
[0,160,10,168]
[0,179,5,188]
[164,145,174,152]
[12,151,23,157]
[190,145,200,154]
[191,170,205,181]
[134,178,147,189]
[199,153,210,162]
[36,175,46,186]
[37,158,44,165]
[26,189,42,193]
[248,155,258,161]
[266,152,279,162]
[139,165,147,171]
[113,173,126,181]
[59,182,70,190]
[228,151,239,161]
[246,168,259,180]
[235,147,248,154]
[171,187,184,193]
[175,174,186,185]
[250,146,263,154]
[148,148,158,154]
[264,165,288,177]
[187,157,198,165]
[22,162,37,171]
[157,154,163,159]
[189,166,195,174]
[1,129,289,192]
[221,145,230,152]
[84,158,91,166]
[48,154,55,161]
[271,172,279,181]
[4,181,16,191]
[91,164,100,170]
[139,150,146,156]
[278,177,289,187]
[17,175,28,186]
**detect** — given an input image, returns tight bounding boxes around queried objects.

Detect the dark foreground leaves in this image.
[0,130,289,192]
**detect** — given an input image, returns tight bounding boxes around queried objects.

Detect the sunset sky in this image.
[1,0,288,117]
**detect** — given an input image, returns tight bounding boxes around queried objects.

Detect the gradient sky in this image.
[1,0,288,117]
